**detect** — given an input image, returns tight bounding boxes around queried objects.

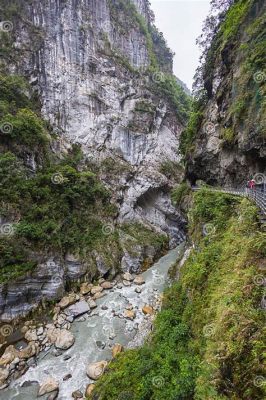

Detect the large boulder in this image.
[80,282,93,295]
[58,294,77,309]
[100,281,113,289]
[86,361,108,380]
[0,345,17,366]
[65,300,89,318]
[55,329,75,350]
[38,377,59,396]
[133,275,145,285]
[91,286,103,295]
[123,272,134,281]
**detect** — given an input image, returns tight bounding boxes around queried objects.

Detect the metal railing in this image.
[192,185,266,216]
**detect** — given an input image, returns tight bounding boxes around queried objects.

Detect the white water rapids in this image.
[0,245,184,400]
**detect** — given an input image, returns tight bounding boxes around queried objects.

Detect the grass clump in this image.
[91,190,265,400]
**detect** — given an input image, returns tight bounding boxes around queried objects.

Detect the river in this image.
[0,244,184,400]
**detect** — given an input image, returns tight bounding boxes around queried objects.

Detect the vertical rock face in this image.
[186,0,266,186]
[7,0,186,244]
[0,0,189,320]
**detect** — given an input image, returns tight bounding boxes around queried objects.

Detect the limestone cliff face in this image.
[186,0,266,186]
[0,0,188,320]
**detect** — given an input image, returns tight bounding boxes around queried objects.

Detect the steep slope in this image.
[0,0,190,320]
[183,0,266,185]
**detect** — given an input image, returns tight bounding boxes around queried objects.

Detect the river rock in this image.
[124,310,136,320]
[135,287,142,294]
[72,390,83,398]
[38,377,59,396]
[58,294,77,309]
[63,373,72,381]
[37,326,44,336]
[0,345,17,366]
[85,384,95,397]
[93,292,106,300]
[80,282,92,295]
[123,280,131,287]
[112,344,124,357]
[47,391,59,400]
[65,300,90,317]
[142,305,154,315]
[0,368,9,386]
[55,329,75,350]
[87,299,97,309]
[123,272,134,281]
[86,361,108,380]
[133,275,145,285]
[24,329,38,342]
[18,342,39,360]
[91,286,103,295]
[100,281,113,289]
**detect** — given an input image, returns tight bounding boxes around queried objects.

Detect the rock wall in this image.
[0,0,188,321]
[186,0,266,186]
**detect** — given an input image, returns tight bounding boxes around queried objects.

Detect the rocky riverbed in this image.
[0,245,184,399]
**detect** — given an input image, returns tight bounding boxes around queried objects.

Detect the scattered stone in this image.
[37,327,44,336]
[55,329,75,350]
[24,329,38,342]
[135,287,142,294]
[124,310,136,320]
[63,354,71,361]
[93,292,106,300]
[96,341,106,350]
[125,304,133,310]
[38,377,59,397]
[123,272,134,281]
[52,349,63,357]
[117,283,123,289]
[101,305,108,310]
[72,390,83,398]
[112,344,124,358]
[0,368,9,386]
[87,299,97,309]
[122,280,131,287]
[101,281,113,289]
[47,391,59,400]
[133,275,145,285]
[91,286,103,295]
[66,316,74,323]
[142,305,154,315]
[65,300,90,318]
[85,383,95,397]
[86,361,108,380]
[63,373,72,381]
[58,294,77,310]
[80,282,93,295]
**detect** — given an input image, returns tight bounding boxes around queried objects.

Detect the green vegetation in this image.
[171,182,190,206]
[179,101,203,156]
[159,160,184,181]
[91,190,265,400]
[220,127,235,145]
[219,0,251,45]
[152,72,192,123]
[135,100,156,114]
